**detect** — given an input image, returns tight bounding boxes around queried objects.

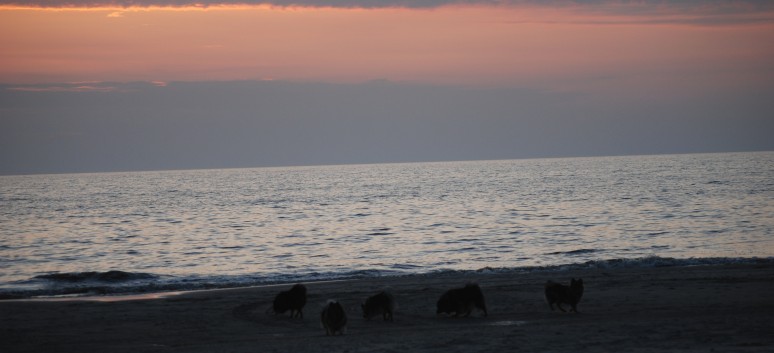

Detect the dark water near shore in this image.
[1,152,772,298]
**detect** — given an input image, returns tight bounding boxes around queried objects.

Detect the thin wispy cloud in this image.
[6,83,123,92]
[3,0,772,27]
[4,0,494,8]
[501,12,774,27]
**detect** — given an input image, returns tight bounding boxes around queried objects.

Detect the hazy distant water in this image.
[1,152,772,297]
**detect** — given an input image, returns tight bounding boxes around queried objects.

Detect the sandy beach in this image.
[2,262,773,353]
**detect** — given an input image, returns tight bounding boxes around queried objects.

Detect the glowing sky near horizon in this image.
[2,2,773,91]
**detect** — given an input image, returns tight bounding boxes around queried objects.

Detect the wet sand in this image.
[2,262,773,352]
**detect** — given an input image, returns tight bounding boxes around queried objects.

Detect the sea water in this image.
[1,152,772,297]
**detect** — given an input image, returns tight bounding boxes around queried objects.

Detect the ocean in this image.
[1,152,772,298]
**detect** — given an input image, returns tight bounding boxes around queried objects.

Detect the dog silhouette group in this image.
[266,278,584,336]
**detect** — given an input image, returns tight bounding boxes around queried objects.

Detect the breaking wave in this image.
[34,271,156,283]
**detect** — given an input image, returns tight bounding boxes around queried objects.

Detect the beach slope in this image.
[2,263,773,352]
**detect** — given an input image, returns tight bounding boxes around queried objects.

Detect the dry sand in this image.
[2,262,773,352]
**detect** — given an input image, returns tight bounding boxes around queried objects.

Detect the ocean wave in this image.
[574,256,774,269]
[0,268,407,300]
[545,248,600,256]
[2,256,772,300]
[464,256,774,274]
[34,271,156,283]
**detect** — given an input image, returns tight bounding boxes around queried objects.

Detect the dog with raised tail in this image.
[544,278,584,313]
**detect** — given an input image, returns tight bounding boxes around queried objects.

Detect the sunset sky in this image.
[2,1,773,174]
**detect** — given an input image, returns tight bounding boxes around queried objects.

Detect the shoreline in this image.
[3,280,355,303]
[2,262,773,352]
[3,255,772,301]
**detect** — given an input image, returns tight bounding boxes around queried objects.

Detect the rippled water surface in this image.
[1,152,772,295]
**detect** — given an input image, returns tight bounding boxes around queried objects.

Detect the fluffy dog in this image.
[545,278,584,313]
[268,283,307,318]
[321,300,347,336]
[436,283,488,317]
[362,291,396,321]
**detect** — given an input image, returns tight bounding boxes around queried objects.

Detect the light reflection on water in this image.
[1,152,772,286]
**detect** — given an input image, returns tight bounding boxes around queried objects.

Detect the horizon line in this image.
[2,149,770,177]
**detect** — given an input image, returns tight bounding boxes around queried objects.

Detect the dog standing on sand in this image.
[267,284,307,318]
[436,283,488,317]
[321,300,347,336]
[544,278,584,313]
[362,290,396,321]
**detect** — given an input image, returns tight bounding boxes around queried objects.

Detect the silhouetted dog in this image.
[544,278,584,313]
[321,300,347,336]
[436,283,488,317]
[268,284,307,318]
[362,291,396,321]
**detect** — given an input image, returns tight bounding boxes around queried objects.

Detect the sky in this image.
[1,0,773,174]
